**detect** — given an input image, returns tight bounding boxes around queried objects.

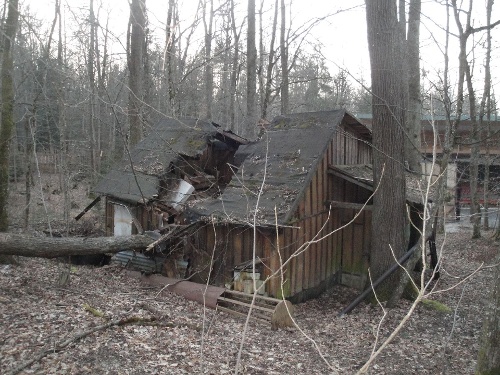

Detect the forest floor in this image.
[1,176,499,374]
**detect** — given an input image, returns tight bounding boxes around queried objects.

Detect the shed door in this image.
[340,208,370,290]
[114,204,132,236]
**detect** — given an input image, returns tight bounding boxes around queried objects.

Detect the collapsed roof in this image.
[186,109,370,225]
[93,117,247,204]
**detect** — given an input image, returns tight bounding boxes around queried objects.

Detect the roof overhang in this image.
[329,164,435,205]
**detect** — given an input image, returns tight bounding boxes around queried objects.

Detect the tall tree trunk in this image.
[55,0,70,234]
[0,0,19,264]
[246,0,257,139]
[88,0,97,178]
[476,253,500,374]
[229,0,240,131]
[480,0,493,232]
[258,0,264,115]
[0,0,19,231]
[161,0,175,115]
[220,4,232,126]
[262,0,279,119]
[436,0,454,234]
[202,0,214,120]
[366,0,408,300]
[467,65,481,238]
[406,0,422,172]
[279,0,288,114]
[451,0,481,238]
[386,0,423,308]
[128,0,146,147]
[23,117,33,230]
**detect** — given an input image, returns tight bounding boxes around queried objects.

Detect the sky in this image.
[22,1,369,74]
[20,0,500,99]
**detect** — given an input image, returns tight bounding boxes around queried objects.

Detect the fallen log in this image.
[0,233,152,258]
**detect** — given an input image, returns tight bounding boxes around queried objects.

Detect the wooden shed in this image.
[184,110,375,302]
[93,117,248,237]
[94,110,426,303]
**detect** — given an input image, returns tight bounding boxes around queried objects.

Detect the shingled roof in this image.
[93,117,245,203]
[187,109,369,225]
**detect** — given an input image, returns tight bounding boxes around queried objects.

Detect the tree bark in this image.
[480,0,493,232]
[88,0,97,176]
[127,0,146,147]
[450,0,483,239]
[0,234,152,258]
[202,0,214,120]
[476,253,500,374]
[406,0,422,172]
[246,0,257,139]
[279,0,288,114]
[262,0,279,119]
[366,0,408,301]
[0,0,19,265]
[0,0,19,232]
[229,0,240,131]
[476,4,499,371]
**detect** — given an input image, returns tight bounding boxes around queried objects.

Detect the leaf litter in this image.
[0,225,497,374]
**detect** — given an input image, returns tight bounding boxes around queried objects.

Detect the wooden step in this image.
[216,290,295,330]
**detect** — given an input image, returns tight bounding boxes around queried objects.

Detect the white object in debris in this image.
[241,279,265,294]
[167,179,195,211]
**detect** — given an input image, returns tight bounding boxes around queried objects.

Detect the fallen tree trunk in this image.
[0,234,152,258]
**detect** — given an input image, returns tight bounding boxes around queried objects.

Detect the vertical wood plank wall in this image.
[175,120,373,299]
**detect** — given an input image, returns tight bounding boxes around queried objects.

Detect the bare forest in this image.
[1,0,500,374]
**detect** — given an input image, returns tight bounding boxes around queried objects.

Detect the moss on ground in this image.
[420,298,452,313]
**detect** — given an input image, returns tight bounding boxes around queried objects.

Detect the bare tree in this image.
[202,0,214,120]
[476,255,500,373]
[229,0,242,130]
[479,0,493,231]
[127,0,147,147]
[450,0,500,238]
[0,0,19,265]
[279,0,288,114]
[476,3,500,371]
[246,0,257,138]
[88,0,97,176]
[405,0,422,172]
[261,0,278,119]
[0,0,19,234]
[160,0,176,115]
[366,0,408,300]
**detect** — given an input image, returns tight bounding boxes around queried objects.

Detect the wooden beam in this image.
[327,167,374,191]
[74,196,101,221]
[325,200,373,211]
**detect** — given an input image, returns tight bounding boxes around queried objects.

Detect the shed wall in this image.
[100,118,373,301]
[188,123,373,300]
[104,199,158,236]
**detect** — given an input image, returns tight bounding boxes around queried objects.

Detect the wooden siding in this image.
[188,121,373,299]
[101,117,374,300]
[104,198,158,236]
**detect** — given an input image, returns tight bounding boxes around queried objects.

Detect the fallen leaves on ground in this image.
[0,226,497,374]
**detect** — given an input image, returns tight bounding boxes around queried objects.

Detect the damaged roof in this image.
[329,164,436,204]
[187,109,369,225]
[94,117,245,203]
